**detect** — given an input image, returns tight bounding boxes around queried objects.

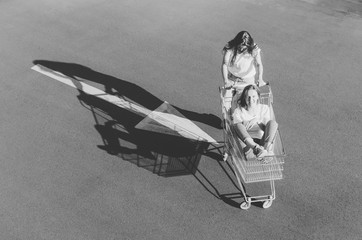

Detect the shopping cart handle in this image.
[221,81,270,91]
[219,86,231,91]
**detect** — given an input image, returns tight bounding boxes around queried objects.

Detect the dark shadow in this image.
[83,92,235,203]
[33,60,222,129]
[76,87,207,177]
[32,60,232,204]
[173,107,222,130]
[219,193,264,209]
[219,193,244,208]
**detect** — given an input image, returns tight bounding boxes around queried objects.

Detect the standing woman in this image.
[222,31,266,91]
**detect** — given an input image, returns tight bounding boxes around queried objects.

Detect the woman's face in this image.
[246,89,259,107]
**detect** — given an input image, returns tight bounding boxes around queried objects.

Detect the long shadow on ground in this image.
[33,60,222,129]
[33,60,222,175]
[32,60,244,204]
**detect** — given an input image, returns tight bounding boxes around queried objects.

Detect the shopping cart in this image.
[219,84,286,209]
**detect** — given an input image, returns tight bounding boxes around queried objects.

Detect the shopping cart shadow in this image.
[94,118,209,177]
[32,60,233,203]
[94,115,223,198]
[32,60,223,177]
[73,81,212,177]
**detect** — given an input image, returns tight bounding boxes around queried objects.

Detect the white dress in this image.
[226,47,260,85]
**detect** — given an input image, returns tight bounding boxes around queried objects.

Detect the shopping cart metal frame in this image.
[219,84,286,209]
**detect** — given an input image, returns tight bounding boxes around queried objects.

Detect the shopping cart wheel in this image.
[240,201,251,210]
[262,200,273,209]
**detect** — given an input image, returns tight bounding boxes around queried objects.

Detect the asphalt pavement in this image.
[0,0,361,239]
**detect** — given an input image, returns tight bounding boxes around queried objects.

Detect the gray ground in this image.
[0,0,361,239]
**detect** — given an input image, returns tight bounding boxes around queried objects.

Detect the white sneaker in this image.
[253,146,268,159]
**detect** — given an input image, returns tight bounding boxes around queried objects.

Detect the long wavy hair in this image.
[223,31,257,64]
[238,84,261,108]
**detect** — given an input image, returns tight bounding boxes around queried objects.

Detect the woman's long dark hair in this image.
[238,84,261,108]
[223,31,257,64]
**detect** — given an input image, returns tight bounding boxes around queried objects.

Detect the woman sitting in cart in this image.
[232,84,278,162]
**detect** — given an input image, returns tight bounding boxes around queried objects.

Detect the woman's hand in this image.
[258,79,267,87]
[224,80,234,89]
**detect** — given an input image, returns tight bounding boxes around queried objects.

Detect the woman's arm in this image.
[222,51,233,88]
[254,50,266,86]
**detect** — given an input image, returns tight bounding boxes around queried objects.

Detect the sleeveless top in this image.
[226,46,260,80]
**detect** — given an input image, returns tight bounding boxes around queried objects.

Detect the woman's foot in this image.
[253,145,268,159]
[244,148,254,161]
[257,80,267,87]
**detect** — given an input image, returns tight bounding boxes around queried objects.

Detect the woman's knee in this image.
[233,124,251,141]
[267,120,278,129]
